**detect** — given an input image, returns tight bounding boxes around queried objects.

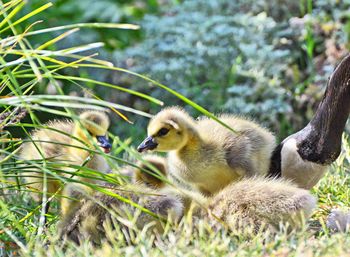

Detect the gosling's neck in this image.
[68,126,92,162]
[176,124,202,157]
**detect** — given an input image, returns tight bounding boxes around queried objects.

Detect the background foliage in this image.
[114,0,350,139]
[20,0,350,141]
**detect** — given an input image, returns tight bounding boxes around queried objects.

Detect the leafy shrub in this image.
[13,0,350,140]
[113,0,350,139]
[23,0,168,50]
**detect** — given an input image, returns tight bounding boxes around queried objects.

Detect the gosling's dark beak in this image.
[137,136,158,152]
[96,135,112,153]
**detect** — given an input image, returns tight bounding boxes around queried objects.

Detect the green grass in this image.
[1,139,349,257]
[1,1,350,256]
[3,137,347,257]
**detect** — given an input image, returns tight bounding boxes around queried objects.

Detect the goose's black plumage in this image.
[268,54,350,189]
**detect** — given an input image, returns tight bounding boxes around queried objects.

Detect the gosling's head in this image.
[76,111,111,153]
[133,155,167,189]
[137,106,195,152]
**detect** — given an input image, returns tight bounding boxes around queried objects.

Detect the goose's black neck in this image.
[297,54,350,164]
[268,54,350,177]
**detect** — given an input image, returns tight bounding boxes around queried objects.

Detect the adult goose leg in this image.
[268,54,350,189]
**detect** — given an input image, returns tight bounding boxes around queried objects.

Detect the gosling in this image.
[59,176,315,244]
[132,154,168,189]
[137,106,276,195]
[206,177,316,232]
[58,182,183,245]
[20,110,112,214]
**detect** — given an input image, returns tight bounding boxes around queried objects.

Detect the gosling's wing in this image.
[222,132,254,176]
[196,115,252,174]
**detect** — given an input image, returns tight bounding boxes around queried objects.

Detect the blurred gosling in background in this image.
[20,110,112,215]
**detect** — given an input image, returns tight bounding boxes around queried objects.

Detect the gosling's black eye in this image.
[157,128,169,137]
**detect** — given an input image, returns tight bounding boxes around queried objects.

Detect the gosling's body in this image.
[20,111,111,214]
[138,107,276,195]
[59,156,183,244]
[21,120,74,200]
[207,177,316,231]
[58,182,183,245]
